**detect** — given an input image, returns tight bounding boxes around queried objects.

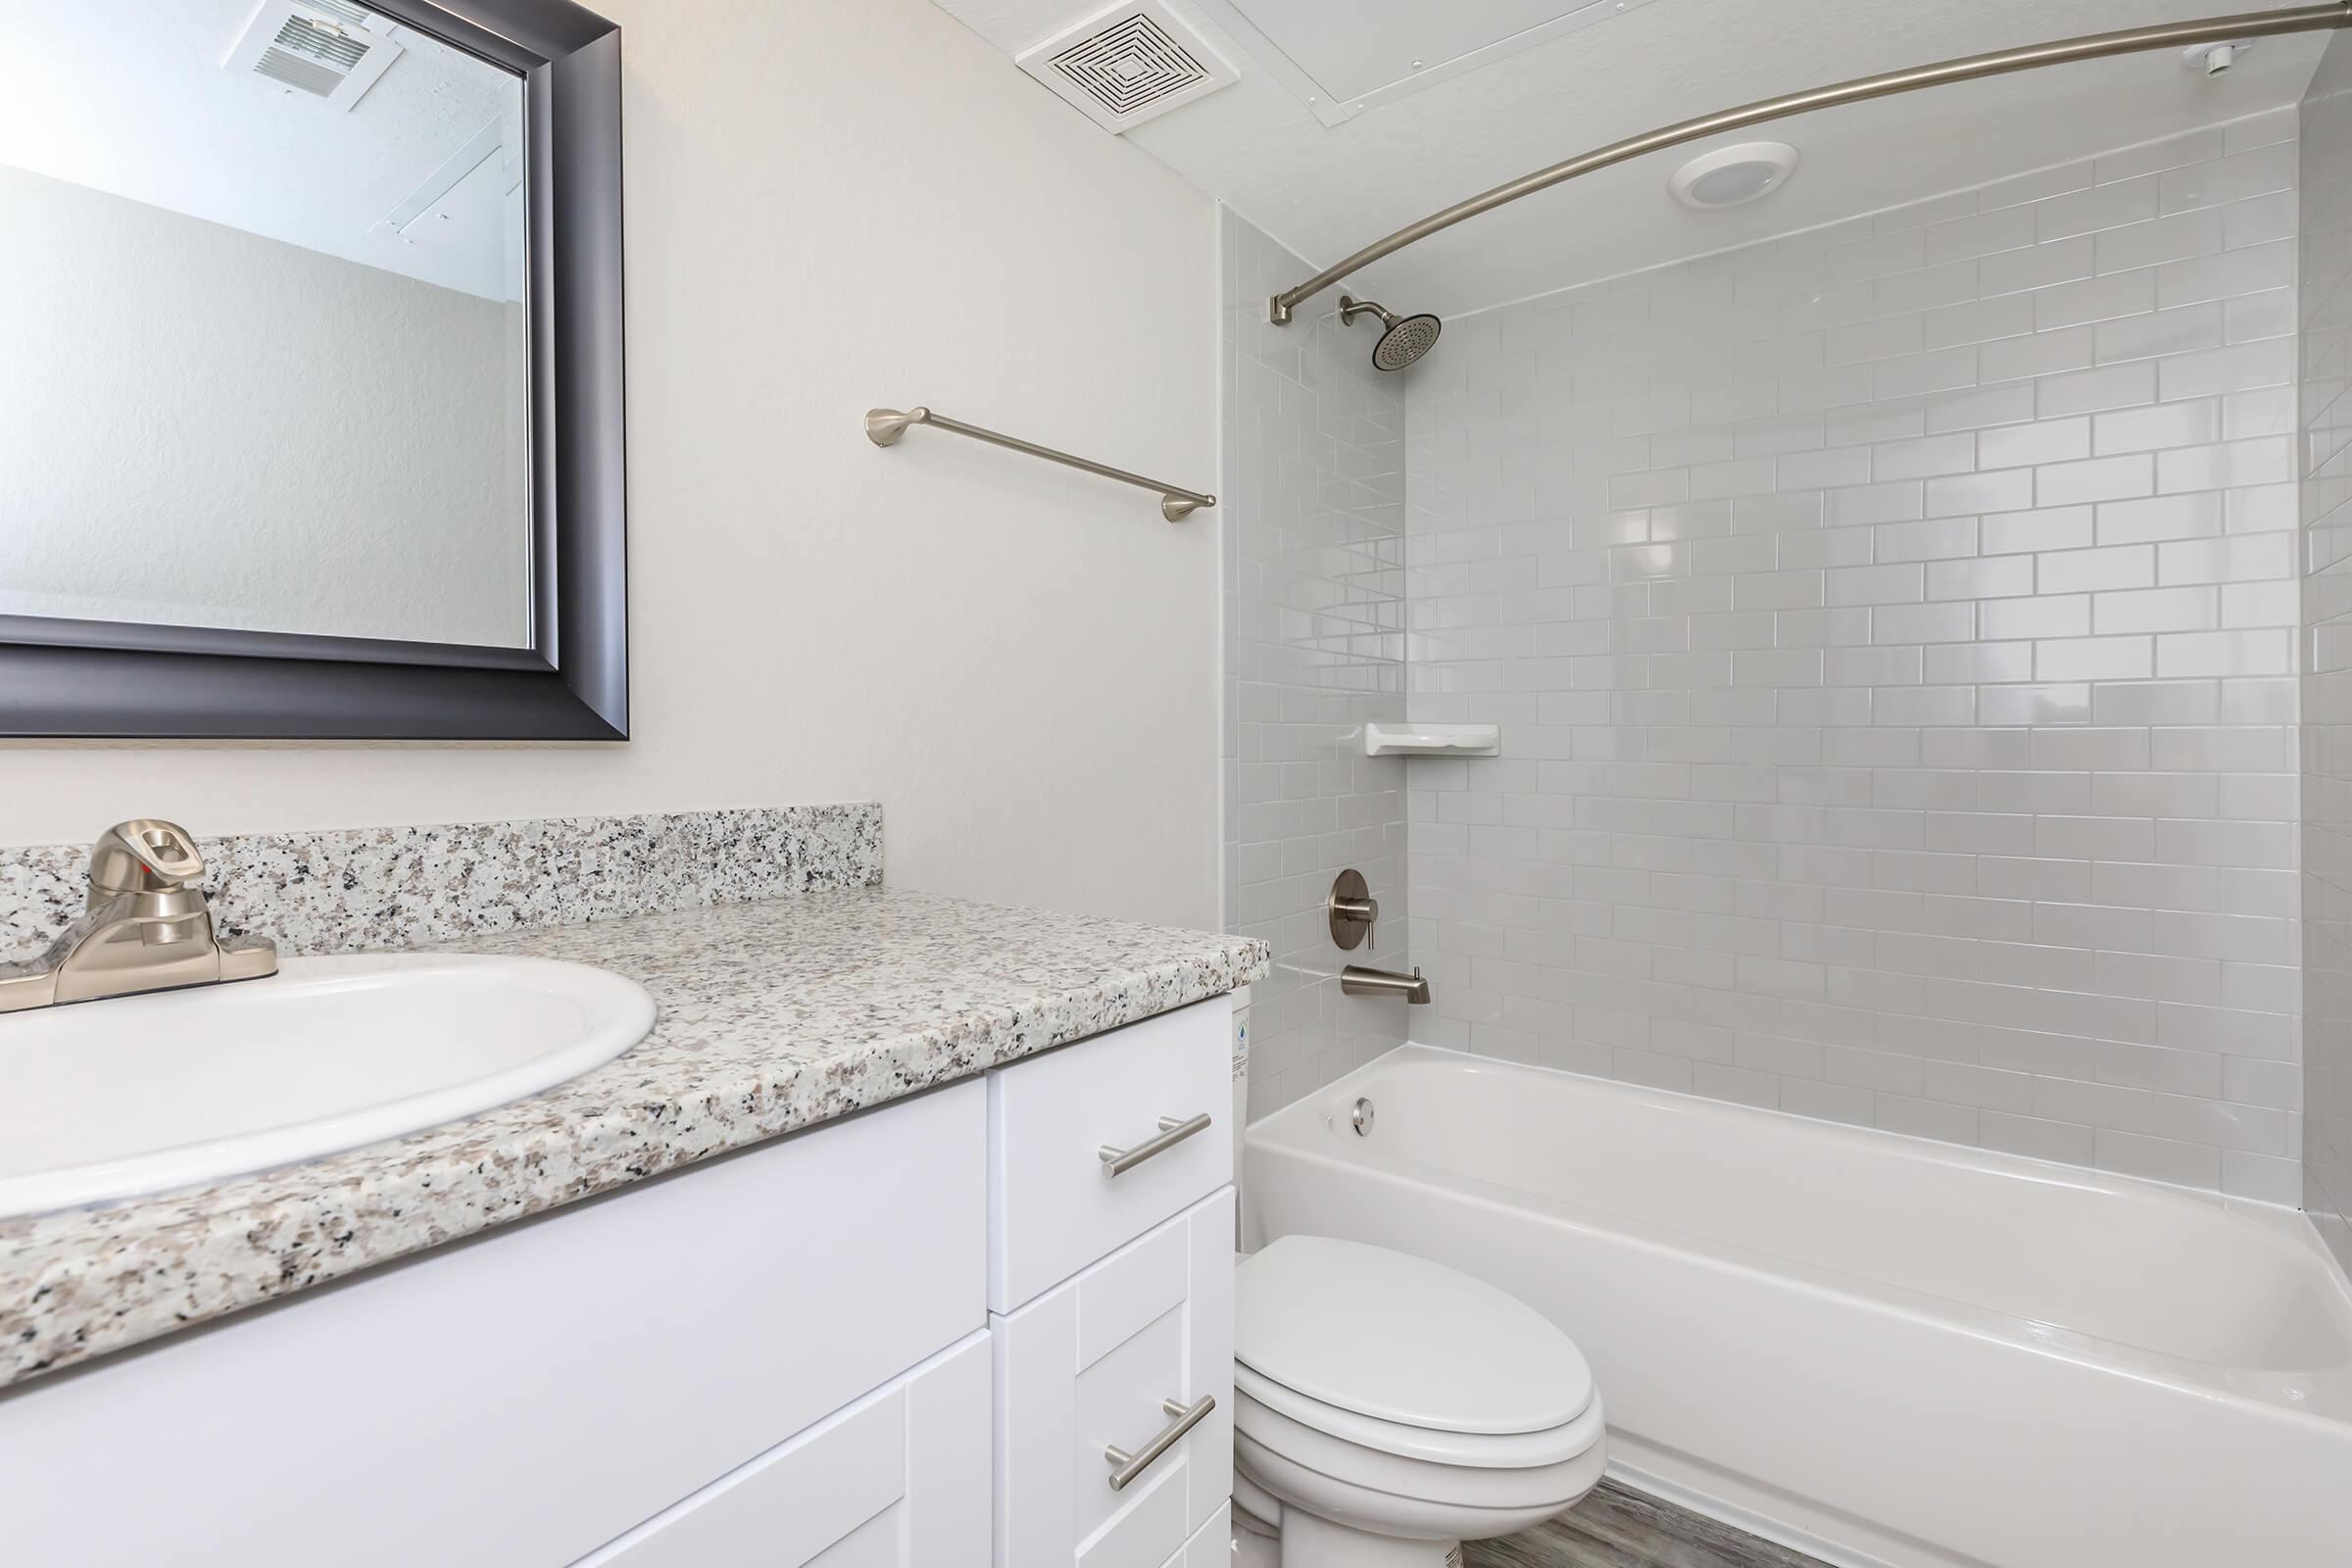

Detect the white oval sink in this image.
[0,954,656,1217]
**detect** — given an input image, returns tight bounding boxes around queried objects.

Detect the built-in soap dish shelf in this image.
[1363,723,1500,758]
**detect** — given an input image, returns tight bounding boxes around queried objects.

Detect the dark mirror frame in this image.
[0,0,627,740]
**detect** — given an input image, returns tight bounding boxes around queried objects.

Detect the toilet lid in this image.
[1236,1236,1594,1436]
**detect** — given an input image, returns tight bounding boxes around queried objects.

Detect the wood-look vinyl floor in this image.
[1464,1481,1833,1568]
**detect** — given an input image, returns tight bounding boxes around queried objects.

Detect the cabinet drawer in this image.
[995,1188,1235,1568]
[574,1332,991,1568]
[989,997,1231,1311]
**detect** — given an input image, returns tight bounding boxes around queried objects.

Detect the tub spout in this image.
[1341,964,1431,1004]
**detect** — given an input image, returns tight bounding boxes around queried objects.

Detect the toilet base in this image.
[1231,1495,1283,1568]
[1277,1508,1462,1568]
[1229,1511,1282,1568]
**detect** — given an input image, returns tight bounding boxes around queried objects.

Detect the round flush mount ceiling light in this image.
[1670,141,1801,210]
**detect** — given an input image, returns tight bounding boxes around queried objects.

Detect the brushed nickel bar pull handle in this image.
[1104,1395,1216,1492]
[1099,1112,1211,1177]
[865,405,1216,521]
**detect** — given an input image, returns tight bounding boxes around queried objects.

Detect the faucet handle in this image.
[88,819,206,901]
[1327,869,1381,952]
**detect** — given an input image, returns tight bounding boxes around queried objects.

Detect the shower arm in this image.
[1268,2,2352,325]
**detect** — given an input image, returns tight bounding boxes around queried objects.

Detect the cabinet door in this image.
[996,1189,1235,1568]
[574,1331,991,1568]
[1166,1503,1231,1568]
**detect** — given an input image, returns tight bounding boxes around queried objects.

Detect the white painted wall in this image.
[0,0,1223,931]
[0,162,527,646]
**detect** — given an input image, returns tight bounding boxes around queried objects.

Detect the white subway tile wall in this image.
[2302,40,2352,1269]
[1222,212,1412,1117]
[1400,114,2304,1200]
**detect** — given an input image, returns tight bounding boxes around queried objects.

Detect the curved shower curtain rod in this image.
[1268,2,2352,325]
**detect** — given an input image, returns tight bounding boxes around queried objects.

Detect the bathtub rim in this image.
[1245,1042,2352,1425]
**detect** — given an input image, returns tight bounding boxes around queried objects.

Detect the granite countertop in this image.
[0,889,1268,1389]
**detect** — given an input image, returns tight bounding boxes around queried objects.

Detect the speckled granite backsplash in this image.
[0,804,881,960]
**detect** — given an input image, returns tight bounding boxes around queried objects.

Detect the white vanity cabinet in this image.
[1171,1503,1236,1568]
[0,1068,991,1567]
[987,999,1235,1311]
[0,995,1237,1568]
[995,1192,1235,1568]
[576,1333,994,1568]
[988,992,1237,1568]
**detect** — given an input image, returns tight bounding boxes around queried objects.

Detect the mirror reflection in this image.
[0,1,532,649]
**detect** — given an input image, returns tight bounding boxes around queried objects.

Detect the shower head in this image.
[1339,295,1442,372]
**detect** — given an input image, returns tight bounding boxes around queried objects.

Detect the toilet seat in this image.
[1236,1362,1602,1469]
[1236,1235,1595,1436]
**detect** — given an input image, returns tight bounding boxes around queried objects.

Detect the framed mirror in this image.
[0,0,625,738]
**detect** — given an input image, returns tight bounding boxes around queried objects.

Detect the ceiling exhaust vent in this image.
[225,0,405,113]
[1016,0,1239,134]
[293,0,376,24]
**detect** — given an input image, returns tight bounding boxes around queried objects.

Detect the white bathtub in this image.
[1243,1045,2352,1568]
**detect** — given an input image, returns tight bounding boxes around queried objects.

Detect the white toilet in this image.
[1230,1235,1606,1568]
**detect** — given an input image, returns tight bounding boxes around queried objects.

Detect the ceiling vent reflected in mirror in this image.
[1192,0,1670,126]
[225,0,405,113]
[1015,0,1239,133]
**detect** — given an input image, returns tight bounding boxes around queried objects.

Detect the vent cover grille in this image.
[1050,15,1209,118]
[1016,0,1237,133]
[257,16,369,94]
[225,1,405,112]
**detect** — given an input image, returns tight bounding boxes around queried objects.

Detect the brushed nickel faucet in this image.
[1341,964,1431,1004]
[0,820,277,1013]
[1327,869,1430,1003]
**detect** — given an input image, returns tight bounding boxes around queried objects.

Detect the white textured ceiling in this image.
[936,0,2328,318]
[0,1,518,299]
